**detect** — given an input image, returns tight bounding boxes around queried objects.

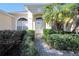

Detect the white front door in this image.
[35,18,44,38]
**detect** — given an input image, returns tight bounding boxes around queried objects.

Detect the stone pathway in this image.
[35,38,79,56]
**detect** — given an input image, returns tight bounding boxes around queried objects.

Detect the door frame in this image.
[35,17,45,38]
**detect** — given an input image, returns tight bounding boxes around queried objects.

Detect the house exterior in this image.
[0,4,78,33]
[0,4,51,34]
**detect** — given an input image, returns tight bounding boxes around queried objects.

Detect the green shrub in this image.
[20,30,37,56]
[43,29,58,35]
[0,30,26,56]
[43,29,60,43]
[43,29,79,51]
[27,30,35,41]
[47,34,79,51]
[0,30,37,56]
[43,29,78,34]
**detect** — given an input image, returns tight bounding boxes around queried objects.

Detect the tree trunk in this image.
[51,21,63,31]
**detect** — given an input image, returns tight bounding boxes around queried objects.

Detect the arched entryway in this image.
[35,17,44,38]
[17,18,28,30]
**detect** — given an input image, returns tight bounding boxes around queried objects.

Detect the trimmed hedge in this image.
[26,30,35,41]
[43,29,78,34]
[43,29,79,51]
[20,30,37,56]
[0,30,26,56]
[43,29,79,42]
[0,30,37,56]
[50,34,79,51]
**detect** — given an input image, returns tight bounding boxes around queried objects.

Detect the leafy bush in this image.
[43,29,56,41]
[27,30,35,41]
[0,30,26,56]
[43,29,78,35]
[45,34,79,51]
[20,30,37,56]
[43,29,57,35]
[43,29,79,51]
[0,30,37,56]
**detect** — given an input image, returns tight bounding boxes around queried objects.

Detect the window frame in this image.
[17,18,28,30]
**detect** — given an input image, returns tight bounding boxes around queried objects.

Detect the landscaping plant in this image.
[20,30,38,56]
[43,29,79,52]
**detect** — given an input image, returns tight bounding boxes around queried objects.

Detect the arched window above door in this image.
[17,18,28,30]
[18,18,27,21]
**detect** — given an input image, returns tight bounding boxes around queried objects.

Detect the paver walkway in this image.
[35,38,79,56]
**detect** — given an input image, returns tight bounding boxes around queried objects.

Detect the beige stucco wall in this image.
[0,13,14,30]
[11,16,16,30]
[0,12,28,30]
[10,13,28,17]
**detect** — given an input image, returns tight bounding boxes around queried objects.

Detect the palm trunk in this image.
[51,20,63,31]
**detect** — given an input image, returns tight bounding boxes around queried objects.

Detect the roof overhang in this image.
[25,3,50,9]
[25,3,51,14]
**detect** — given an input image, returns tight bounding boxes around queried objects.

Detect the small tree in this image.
[43,3,77,31]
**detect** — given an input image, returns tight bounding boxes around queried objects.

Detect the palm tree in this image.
[60,4,77,31]
[43,3,61,30]
[43,3,77,31]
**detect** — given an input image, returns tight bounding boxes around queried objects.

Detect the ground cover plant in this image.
[43,29,79,52]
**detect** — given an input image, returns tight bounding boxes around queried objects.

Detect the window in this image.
[17,18,28,30]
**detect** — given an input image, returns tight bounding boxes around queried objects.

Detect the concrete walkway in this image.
[35,38,79,56]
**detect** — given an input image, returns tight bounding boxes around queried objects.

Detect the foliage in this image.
[0,30,26,56]
[26,30,35,40]
[43,29,79,51]
[0,30,37,56]
[49,34,79,51]
[43,3,78,30]
[20,30,37,56]
[44,29,64,34]
[43,29,78,35]
[43,29,60,44]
